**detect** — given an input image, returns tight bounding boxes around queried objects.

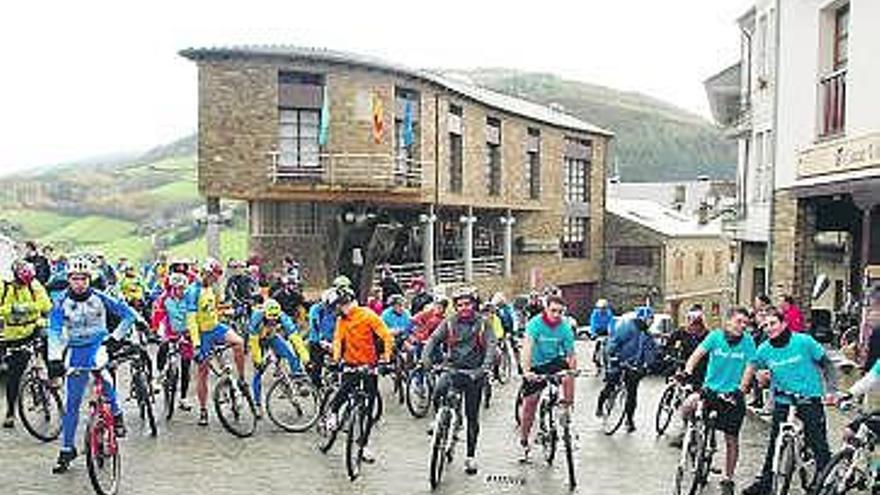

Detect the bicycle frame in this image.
[772,401,807,474]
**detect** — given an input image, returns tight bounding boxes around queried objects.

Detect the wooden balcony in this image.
[267,151,427,193]
[818,69,846,139]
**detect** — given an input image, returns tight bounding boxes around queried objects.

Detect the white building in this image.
[771,0,880,312]
[705,0,779,304]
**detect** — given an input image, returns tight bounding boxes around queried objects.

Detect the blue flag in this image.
[402,99,414,147]
[318,85,330,146]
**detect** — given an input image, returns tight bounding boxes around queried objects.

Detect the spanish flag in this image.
[372,91,384,144]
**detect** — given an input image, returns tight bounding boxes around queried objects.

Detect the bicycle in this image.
[69,351,122,495]
[527,369,582,490]
[592,334,608,375]
[406,359,436,419]
[1,336,63,442]
[814,400,878,495]
[262,347,320,433]
[428,365,470,490]
[159,336,185,421]
[656,372,688,436]
[599,363,640,436]
[205,342,257,438]
[111,340,157,437]
[673,386,720,495]
[769,390,819,495]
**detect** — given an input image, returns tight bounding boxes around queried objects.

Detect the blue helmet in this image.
[635,306,654,323]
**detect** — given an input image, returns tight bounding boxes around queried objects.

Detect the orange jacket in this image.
[333,306,393,365]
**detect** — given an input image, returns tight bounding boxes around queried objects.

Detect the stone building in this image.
[604,198,732,326]
[179,46,612,322]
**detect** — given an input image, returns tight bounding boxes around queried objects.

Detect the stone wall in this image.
[770,191,816,310]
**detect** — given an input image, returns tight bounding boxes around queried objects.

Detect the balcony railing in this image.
[819,69,846,139]
[372,255,505,288]
[267,152,426,190]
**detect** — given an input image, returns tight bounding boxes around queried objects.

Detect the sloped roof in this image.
[179,45,613,137]
[607,198,724,238]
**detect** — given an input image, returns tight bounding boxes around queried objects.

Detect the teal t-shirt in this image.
[698,329,756,393]
[753,333,826,403]
[526,315,575,368]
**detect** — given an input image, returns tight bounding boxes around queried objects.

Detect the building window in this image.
[485,117,502,196]
[674,252,685,281]
[695,251,705,277]
[563,137,591,204]
[615,246,653,267]
[449,104,463,193]
[561,217,588,259]
[278,72,322,171]
[834,4,849,70]
[753,131,764,202]
[251,201,321,237]
[757,14,768,78]
[525,128,541,199]
[713,250,723,275]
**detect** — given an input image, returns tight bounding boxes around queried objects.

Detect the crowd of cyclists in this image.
[1,239,879,495]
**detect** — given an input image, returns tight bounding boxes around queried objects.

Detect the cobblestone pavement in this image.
[0,341,855,495]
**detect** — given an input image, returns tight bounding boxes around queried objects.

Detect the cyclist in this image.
[326,286,393,463]
[409,277,433,315]
[422,286,497,475]
[119,263,148,318]
[492,293,515,336]
[225,260,256,323]
[382,294,414,365]
[248,298,310,418]
[186,258,248,427]
[666,306,710,381]
[271,275,306,323]
[378,263,403,307]
[48,255,137,474]
[153,272,195,412]
[589,298,615,338]
[741,307,839,495]
[524,291,544,321]
[596,306,657,432]
[409,295,448,362]
[518,295,576,463]
[677,306,755,495]
[0,259,52,428]
[307,288,340,387]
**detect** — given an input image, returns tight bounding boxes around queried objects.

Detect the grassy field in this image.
[0,209,78,238]
[144,179,200,203]
[44,215,138,245]
[167,228,249,261]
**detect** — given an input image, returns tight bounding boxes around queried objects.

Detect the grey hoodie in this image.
[422,313,497,371]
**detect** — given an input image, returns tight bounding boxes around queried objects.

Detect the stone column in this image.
[420,205,437,288]
[206,197,221,261]
[500,210,516,278]
[460,206,476,283]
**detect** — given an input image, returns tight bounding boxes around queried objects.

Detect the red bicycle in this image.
[68,355,122,495]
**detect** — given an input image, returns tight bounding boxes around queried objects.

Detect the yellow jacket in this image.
[0,280,52,341]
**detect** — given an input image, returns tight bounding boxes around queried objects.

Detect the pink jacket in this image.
[783,305,805,333]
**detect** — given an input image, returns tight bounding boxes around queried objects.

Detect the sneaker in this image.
[113,414,126,438]
[325,412,338,432]
[464,457,478,475]
[52,449,77,474]
[742,479,771,495]
[2,416,14,429]
[198,409,209,427]
[361,447,376,464]
[720,479,735,495]
[178,398,192,412]
[667,432,684,449]
[254,403,263,420]
[626,422,636,434]
[426,419,435,437]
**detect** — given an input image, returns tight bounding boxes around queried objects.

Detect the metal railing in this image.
[819,68,846,139]
[267,151,427,189]
[372,255,505,288]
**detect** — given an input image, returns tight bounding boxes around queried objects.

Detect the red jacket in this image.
[783,305,805,333]
[412,309,445,343]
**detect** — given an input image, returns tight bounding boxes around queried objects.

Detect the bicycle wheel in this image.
[345,404,365,481]
[602,386,628,436]
[213,377,257,438]
[429,408,452,490]
[406,369,432,419]
[538,400,557,465]
[814,448,856,495]
[772,436,796,495]
[318,400,348,453]
[562,419,576,489]
[798,444,817,492]
[132,371,157,437]
[17,374,63,442]
[266,375,320,433]
[163,364,178,421]
[673,426,702,495]
[85,412,121,495]
[497,343,512,385]
[655,383,677,436]
[371,389,383,423]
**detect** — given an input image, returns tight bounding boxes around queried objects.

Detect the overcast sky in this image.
[0,0,751,175]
